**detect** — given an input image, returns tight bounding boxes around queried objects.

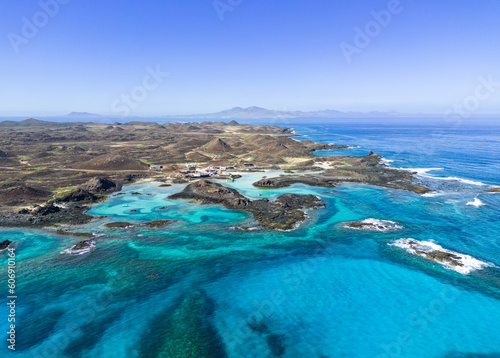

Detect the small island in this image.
[169,179,323,231]
[0,119,430,230]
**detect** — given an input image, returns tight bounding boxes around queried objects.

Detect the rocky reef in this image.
[247,319,286,356]
[341,219,403,232]
[169,180,324,231]
[391,238,495,275]
[61,239,96,255]
[104,219,177,229]
[254,153,429,194]
[155,290,227,358]
[142,219,177,228]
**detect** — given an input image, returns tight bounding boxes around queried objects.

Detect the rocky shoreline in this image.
[253,152,430,194]
[168,179,324,231]
[0,120,436,230]
[0,177,121,228]
[0,155,429,230]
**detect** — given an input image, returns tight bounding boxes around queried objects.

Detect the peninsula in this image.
[0,118,429,229]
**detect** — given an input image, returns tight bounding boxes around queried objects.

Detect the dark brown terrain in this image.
[0,118,323,211]
[168,179,324,231]
[0,118,430,229]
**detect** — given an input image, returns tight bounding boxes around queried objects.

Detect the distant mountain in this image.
[209,106,302,119]
[0,118,89,127]
[0,118,55,127]
[64,112,102,118]
[168,106,409,119]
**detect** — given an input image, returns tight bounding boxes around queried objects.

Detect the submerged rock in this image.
[156,290,227,358]
[55,229,95,238]
[142,219,177,228]
[247,319,286,356]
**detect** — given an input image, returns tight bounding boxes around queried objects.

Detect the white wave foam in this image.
[422,191,447,197]
[401,168,486,186]
[434,177,486,186]
[342,218,403,232]
[400,167,444,175]
[61,240,96,255]
[391,238,495,275]
[466,197,485,207]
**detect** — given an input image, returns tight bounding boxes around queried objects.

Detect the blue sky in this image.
[0,0,499,116]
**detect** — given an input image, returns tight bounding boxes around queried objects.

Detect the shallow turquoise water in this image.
[1,122,499,357]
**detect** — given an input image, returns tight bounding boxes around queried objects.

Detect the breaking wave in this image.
[391,238,495,275]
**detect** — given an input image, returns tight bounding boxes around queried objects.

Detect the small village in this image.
[149,162,256,180]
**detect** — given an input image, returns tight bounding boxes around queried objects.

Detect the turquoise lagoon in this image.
[1,122,500,357]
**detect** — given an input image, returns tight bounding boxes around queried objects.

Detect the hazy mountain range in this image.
[62,107,429,120]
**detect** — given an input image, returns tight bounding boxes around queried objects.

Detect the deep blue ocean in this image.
[1,119,499,358]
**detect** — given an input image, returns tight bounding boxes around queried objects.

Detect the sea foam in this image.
[399,168,486,186]
[466,197,485,207]
[342,218,403,232]
[391,238,495,275]
[61,240,96,255]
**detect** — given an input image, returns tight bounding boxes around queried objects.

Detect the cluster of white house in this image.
[182,163,236,178]
[150,162,254,178]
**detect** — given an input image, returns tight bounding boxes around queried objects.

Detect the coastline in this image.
[0,119,434,230]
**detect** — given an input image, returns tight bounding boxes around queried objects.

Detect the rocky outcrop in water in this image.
[254,153,429,194]
[104,219,177,229]
[61,239,96,255]
[142,219,177,228]
[169,180,323,231]
[0,240,12,251]
[254,176,335,189]
[341,219,403,232]
[105,222,135,228]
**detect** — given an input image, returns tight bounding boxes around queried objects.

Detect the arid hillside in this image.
[0,119,341,210]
